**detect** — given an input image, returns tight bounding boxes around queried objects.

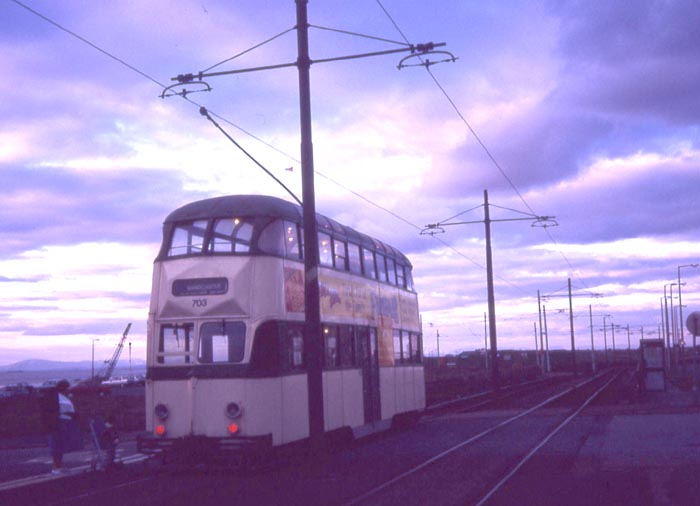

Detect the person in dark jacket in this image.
[39,379,77,474]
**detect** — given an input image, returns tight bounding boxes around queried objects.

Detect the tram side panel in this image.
[322,369,364,433]
[147,256,422,447]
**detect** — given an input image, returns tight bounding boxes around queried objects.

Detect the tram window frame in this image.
[393,329,402,363]
[396,263,406,289]
[339,325,356,368]
[284,220,301,259]
[284,323,305,371]
[347,243,362,274]
[168,220,207,257]
[376,254,388,283]
[405,269,415,292]
[362,248,377,280]
[319,232,333,267]
[387,257,397,286]
[249,321,282,374]
[410,332,422,363]
[333,238,348,271]
[157,323,193,364]
[258,219,284,256]
[324,324,339,368]
[198,321,246,364]
[210,217,253,254]
[401,330,411,364]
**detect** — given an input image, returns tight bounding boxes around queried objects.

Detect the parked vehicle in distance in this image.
[0,382,34,398]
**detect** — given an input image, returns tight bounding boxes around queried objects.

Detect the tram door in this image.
[358,327,381,424]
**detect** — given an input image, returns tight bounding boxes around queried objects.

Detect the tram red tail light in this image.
[228,422,239,435]
[155,424,166,437]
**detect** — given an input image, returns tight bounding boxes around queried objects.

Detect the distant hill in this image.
[0,358,146,371]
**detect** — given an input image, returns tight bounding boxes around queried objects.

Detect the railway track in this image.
[342,369,622,506]
[1,370,627,506]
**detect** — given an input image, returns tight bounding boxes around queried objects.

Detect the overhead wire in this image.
[375,0,590,292]
[11,0,534,297]
[9,0,167,90]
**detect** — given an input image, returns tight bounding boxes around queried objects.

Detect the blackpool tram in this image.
[138,195,424,458]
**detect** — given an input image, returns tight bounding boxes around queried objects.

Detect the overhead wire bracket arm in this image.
[169,42,450,84]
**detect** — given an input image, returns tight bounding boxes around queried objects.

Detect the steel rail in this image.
[341,370,617,506]
[473,370,621,506]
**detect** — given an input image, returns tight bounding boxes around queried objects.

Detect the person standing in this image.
[39,379,77,474]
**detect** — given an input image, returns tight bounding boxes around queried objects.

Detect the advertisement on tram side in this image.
[283,266,420,366]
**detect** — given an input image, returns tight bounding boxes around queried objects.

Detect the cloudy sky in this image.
[1,0,698,366]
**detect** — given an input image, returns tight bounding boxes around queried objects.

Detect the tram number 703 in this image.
[192,298,208,308]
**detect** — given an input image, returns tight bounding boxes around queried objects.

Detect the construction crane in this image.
[98,322,132,382]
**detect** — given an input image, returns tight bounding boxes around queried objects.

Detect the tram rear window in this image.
[198,321,246,363]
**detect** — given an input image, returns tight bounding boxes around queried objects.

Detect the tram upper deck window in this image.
[376,254,388,283]
[333,239,347,270]
[387,257,397,285]
[210,218,253,253]
[396,263,406,289]
[198,321,246,363]
[259,219,283,256]
[158,324,193,364]
[363,248,377,279]
[405,268,414,292]
[319,232,332,266]
[284,221,301,259]
[348,243,362,274]
[168,220,207,257]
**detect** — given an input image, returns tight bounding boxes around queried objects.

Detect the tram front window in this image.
[168,220,207,256]
[210,218,253,253]
[158,324,193,364]
[198,321,246,363]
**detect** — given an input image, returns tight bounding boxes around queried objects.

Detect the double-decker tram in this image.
[138,195,424,459]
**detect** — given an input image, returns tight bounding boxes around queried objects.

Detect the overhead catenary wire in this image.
[375,0,589,291]
[10,0,167,90]
[12,0,534,298]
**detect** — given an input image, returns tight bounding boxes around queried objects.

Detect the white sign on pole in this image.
[686,311,700,336]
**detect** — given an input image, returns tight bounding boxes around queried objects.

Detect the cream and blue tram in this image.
[138,195,424,457]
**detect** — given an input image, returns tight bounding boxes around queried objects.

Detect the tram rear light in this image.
[228,423,239,435]
[155,424,166,437]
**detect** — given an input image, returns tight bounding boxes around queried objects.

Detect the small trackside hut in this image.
[137,195,425,461]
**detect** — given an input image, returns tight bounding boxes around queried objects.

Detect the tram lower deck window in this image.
[198,321,246,363]
[158,324,193,364]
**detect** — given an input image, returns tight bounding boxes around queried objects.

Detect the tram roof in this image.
[164,195,411,265]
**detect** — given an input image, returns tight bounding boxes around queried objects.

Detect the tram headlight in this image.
[154,403,169,421]
[225,401,242,419]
